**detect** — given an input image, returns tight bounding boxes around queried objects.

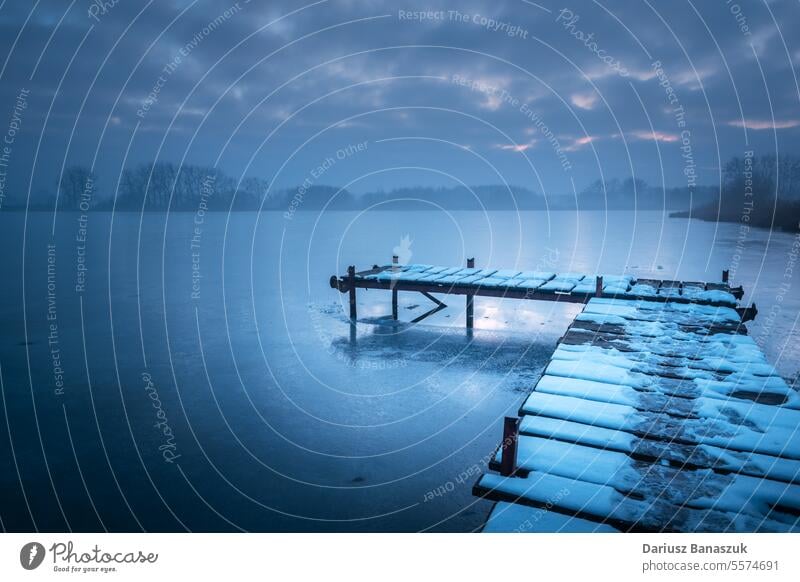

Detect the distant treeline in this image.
[672,154,800,232]
[10,161,718,212]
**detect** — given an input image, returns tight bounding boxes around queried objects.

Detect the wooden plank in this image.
[584,297,743,321]
[515,414,800,484]
[553,349,735,383]
[489,434,800,523]
[551,345,785,387]
[579,305,743,328]
[544,356,799,408]
[560,328,758,365]
[569,318,745,339]
[347,277,594,304]
[468,292,800,533]
[578,302,746,328]
[519,391,800,459]
[473,471,792,532]
[530,375,800,432]
[557,333,775,376]
[534,373,696,414]
[336,267,744,309]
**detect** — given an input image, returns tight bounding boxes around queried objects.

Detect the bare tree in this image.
[59,166,95,210]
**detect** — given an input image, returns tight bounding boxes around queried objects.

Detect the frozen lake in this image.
[0,209,797,532]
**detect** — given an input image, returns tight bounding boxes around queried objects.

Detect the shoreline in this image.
[670,206,800,233]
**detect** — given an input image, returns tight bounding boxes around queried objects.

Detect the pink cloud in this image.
[629,130,679,142]
[672,65,718,88]
[627,68,658,82]
[728,119,800,130]
[570,92,598,110]
[497,142,536,152]
[563,136,595,152]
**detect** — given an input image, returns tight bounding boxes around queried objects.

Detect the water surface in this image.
[0,209,797,532]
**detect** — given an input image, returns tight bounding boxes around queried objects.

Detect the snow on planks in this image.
[346,264,742,306]
[475,297,800,533]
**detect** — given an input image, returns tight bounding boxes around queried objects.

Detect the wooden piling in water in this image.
[499,416,519,477]
[595,275,603,297]
[348,265,357,321]
[391,255,399,320]
[466,257,475,329]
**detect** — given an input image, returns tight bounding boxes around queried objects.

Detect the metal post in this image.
[466,257,475,329]
[500,417,519,477]
[348,265,357,321]
[722,269,729,284]
[392,255,399,320]
[595,275,603,297]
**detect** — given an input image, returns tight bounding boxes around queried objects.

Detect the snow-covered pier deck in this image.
[474,297,800,532]
[329,261,755,325]
[329,260,794,531]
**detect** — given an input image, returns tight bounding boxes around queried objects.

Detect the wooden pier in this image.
[474,297,800,532]
[329,260,797,532]
[329,261,755,324]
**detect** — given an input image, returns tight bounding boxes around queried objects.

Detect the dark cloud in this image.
[1,0,798,200]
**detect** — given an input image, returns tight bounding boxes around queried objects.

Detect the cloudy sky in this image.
[1,0,799,199]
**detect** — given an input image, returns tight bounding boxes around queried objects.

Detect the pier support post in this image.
[500,417,519,477]
[466,257,475,329]
[391,255,399,320]
[722,269,729,284]
[595,275,603,297]
[348,265,357,321]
